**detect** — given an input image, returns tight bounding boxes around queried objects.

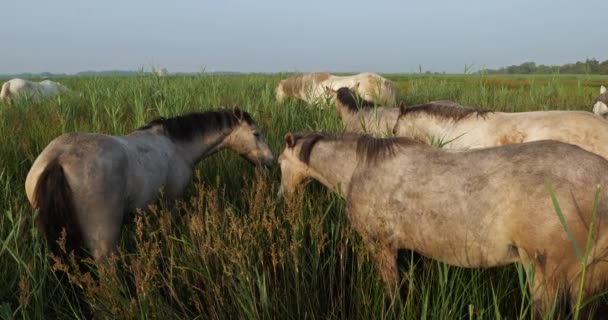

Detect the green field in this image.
[1,73,607,319]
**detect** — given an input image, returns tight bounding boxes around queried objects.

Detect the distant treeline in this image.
[484,59,608,75]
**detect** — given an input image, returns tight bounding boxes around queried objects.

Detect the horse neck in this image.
[173,129,232,166]
[305,139,359,197]
[336,101,357,121]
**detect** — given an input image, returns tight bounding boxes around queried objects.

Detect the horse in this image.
[592,85,608,118]
[275,72,396,106]
[392,101,608,159]
[0,78,70,103]
[325,85,401,137]
[278,132,608,317]
[25,107,274,261]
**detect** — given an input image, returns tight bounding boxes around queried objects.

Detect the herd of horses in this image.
[4,73,608,317]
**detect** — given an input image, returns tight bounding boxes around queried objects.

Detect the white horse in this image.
[0,78,70,103]
[26,108,274,260]
[592,85,608,118]
[276,72,396,106]
[156,67,169,77]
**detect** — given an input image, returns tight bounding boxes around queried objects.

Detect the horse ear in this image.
[284,133,296,148]
[399,101,408,115]
[325,86,337,96]
[233,106,243,121]
[350,82,360,91]
[601,85,607,94]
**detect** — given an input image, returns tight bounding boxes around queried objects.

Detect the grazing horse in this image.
[275,72,396,106]
[0,78,70,103]
[592,85,608,118]
[278,132,608,317]
[25,108,274,261]
[325,85,401,136]
[393,102,608,159]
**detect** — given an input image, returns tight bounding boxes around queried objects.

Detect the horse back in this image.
[26,133,130,203]
[493,111,608,158]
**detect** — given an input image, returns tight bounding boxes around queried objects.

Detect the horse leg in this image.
[568,259,608,319]
[518,248,562,317]
[364,239,399,300]
[75,191,126,262]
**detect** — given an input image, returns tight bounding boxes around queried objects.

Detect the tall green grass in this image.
[0,73,607,319]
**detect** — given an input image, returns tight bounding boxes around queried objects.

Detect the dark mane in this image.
[401,102,492,122]
[296,133,327,164]
[290,132,420,165]
[137,109,254,141]
[289,132,360,165]
[356,135,422,164]
[336,87,376,112]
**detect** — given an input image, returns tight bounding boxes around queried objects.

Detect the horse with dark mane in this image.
[325,85,401,136]
[278,132,608,317]
[26,107,274,260]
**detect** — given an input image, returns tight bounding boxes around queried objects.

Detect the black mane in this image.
[336,87,376,112]
[138,109,254,141]
[400,102,492,122]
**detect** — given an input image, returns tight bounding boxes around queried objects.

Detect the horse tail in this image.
[34,159,84,258]
[0,81,10,102]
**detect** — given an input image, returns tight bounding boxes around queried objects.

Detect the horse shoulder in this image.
[164,157,193,199]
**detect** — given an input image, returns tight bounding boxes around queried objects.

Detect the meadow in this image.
[0,73,607,319]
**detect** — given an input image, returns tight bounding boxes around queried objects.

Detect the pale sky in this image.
[1,0,606,74]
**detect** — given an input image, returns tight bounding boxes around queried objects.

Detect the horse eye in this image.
[253,132,261,138]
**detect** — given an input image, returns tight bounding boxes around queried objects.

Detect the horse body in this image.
[26,109,274,260]
[394,102,608,158]
[276,72,396,106]
[279,133,608,316]
[0,78,69,102]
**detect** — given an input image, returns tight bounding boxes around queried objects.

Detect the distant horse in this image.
[592,85,608,118]
[393,101,608,159]
[0,78,70,103]
[278,132,608,317]
[326,85,401,136]
[275,72,396,106]
[26,108,274,260]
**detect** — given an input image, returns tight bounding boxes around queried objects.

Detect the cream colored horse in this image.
[393,102,608,159]
[592,85,608,118]
[325,85,400,136]
[278,132,608,317]
[275,72,396,106]
[26,108,274,261]
[0,78,70,103]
